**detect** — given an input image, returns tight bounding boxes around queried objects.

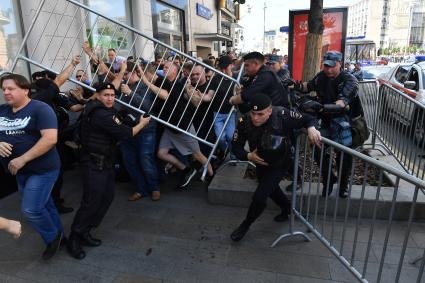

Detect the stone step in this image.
[208,163,425,221]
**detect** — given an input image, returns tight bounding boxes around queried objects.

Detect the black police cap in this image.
[95,82,116,93]
[249,93,271,111]
[243,51,264,62]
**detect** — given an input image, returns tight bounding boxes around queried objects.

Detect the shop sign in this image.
[196,3,212,20]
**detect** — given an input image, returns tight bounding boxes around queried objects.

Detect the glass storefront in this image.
[151,0,185,54]
[0,0,27,104]
[0,0,25,72]
[85,0,133,58]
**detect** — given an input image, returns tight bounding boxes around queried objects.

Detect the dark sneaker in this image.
[178,168,197,188]
[230,222,250,242]
[42,233,62,260]
[274,212,289,222]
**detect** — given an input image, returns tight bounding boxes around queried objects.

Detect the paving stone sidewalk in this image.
[0,169,424,283]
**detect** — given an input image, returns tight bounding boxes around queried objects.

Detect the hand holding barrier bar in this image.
[8,0,242,180]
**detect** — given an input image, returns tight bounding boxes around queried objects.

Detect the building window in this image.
[0,0,26,74]
[151,0,185,55]
[85,0,133,58]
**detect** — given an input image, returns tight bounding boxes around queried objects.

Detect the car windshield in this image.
[362,66,393,79]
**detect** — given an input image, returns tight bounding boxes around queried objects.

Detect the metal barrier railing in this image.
[358,80,379,133]
[356,80,425,179]
[8,0,242,179]
[373,84,425,179]
[272,133,425,283]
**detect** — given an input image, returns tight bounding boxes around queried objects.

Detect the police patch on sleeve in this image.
[290,111,302,119]
[112,115,122,125]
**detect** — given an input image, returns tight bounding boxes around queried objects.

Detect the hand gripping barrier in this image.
[272,133,425,283]
[8,0,243,179]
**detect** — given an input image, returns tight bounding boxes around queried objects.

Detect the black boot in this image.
[231,221,250,242]
[230,202,266,242]
[42,233,62,260]
[79,232,102,247]
[67,233,86,260]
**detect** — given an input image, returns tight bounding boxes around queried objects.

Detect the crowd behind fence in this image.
[10,0,243,179]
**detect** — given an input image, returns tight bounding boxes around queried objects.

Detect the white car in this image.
[377,58,425,143]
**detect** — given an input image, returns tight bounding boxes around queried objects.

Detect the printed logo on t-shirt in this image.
[0,116,31,135]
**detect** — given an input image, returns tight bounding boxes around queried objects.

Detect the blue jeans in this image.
[16,169,63,244]
[120,121,159,196]
[213,112,236,157]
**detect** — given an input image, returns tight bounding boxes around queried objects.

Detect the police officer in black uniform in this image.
[230,94,321,242]
[67,82,151,259]
[292,51,362,198]
[229,52,290,112]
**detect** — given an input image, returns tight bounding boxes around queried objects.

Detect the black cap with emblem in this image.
[249,93,272,111]
[95,82,116,93]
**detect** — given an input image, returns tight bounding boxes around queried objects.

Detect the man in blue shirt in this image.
[0,73,63,260]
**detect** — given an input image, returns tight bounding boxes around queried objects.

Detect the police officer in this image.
[67,82,150,260]
[230,94,321,242]
[229,52,290,112]
[292,51,362,198]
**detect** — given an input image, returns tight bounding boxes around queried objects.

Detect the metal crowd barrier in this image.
[372,84,425,179]
[358,80,379,133]
[9,0,242,179]
[357,80,425,179]
[272,134,425,283]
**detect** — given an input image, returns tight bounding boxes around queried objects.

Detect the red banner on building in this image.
[289,8,348,81]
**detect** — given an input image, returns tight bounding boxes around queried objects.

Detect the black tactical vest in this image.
[80,101,116,157]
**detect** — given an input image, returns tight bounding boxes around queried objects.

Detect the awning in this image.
[193,33,232,41]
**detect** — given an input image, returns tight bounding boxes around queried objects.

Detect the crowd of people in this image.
[0,43,367,259]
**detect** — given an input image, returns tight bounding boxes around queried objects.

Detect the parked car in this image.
[377,57,425,143]
[362,65,392,80]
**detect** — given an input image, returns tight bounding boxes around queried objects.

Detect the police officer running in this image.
[292,51,362,198]
[230,94,321,242]
[67,79,151,260]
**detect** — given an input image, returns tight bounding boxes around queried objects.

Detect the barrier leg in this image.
[271,136,311,248]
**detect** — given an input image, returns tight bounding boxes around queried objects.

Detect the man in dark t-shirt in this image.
[113,62,160,201]
[142,61,213,188]
[186,64,217,157]
[210,56,236,158]
[0,74,63,260]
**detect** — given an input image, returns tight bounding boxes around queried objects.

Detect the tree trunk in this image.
[302,0,324,82]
